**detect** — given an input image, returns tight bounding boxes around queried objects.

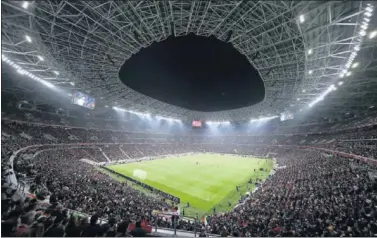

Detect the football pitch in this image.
[106,154,273,217]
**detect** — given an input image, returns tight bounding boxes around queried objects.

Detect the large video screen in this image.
[71,91,95,109]
[192,120,202,127]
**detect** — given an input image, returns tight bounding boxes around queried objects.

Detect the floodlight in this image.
[22,1,29,9]
[352,62,359,68]
[25,35,32,43]
[369,31,377,39]
[299,15,305,23]
[364,12,372,17]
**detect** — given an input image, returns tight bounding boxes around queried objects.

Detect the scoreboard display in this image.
[192,120,202,128]
[71,91,95,109]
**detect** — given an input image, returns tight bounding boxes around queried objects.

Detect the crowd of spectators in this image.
[2,148,176,237]
[204,149,377,236]
[1,195,151,237]
[3,144,377,237]
[3,106,377,137]
[2,116,376,162]
[2,107,377,237]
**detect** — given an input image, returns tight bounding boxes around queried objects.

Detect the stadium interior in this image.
[1,1,377,237]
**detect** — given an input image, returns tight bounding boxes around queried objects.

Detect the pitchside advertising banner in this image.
[152,208,180,219]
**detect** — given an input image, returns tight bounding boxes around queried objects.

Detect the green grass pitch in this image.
[106,154,273,217]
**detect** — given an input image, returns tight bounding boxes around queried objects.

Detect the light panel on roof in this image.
[2,54,55,89]
[299,15,305,23]
[22,1,29,9]
[308,85,335,108]
[25,35,32,43]
[351,62,359,68]
[369,31,377,39]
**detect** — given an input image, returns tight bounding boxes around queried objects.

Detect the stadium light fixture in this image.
[299,15,305,23]
[346,71,352,77]
[338,81,344,86]
[53,71,59,75]
[297,98,300,101]
[22,1,29,9]
[156,115,181,123]
[40,80,55,88]
[17,69,26,75]
[207,121,230,125]
[112,106,126,112]
[37,55,44,61]
[308,84,335,108]
[69,82,75,86]
[370,105,374,109]
[308,70,313,74]
[307,49,312,55]
[360,30,366,36]
[250,116,277,123]
[302,89,306,93]
[25,35,32,43]
[351,62,359,68]
[2,54,55,89]
[126,110,150,118]
[364,12,372,17]
[369,31,377,39]
[354,45,360,51]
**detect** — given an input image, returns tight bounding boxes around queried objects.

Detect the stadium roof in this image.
[2,1,377,121]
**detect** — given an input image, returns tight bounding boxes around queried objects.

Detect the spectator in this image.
[99,217,117,237]
[130,221,146,237]
[80,214,101,237]
[43,215,65,237]
[2,106,377,237]
[65,216,82,237]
